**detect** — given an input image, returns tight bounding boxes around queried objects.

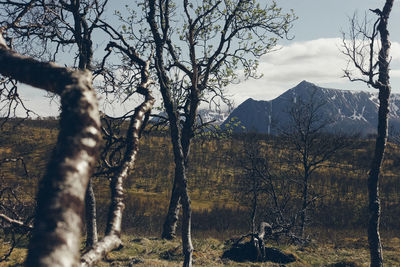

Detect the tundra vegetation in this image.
[1,119,400,265]
[0,0,399,266]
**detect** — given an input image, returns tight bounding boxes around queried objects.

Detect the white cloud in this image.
[391,42,400,61]
[14,38,400,116]
[226,38,400,107]
[390,69,400,78]
[11,84,60,117]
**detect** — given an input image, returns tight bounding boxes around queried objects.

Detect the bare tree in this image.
[0,77,37,126]
[236,134,269,235]
[0,1,158,253]
[0,0,39,123]
[1,2,160,265]
[81,58,154,266]
[79,19,155,264]
[139,1,296,265]
[1,25,155,266]
[342,1,394,266]
[281,90,349,238]
[236,133,314,247]
[0,0,110,247]
[0,158,34,263]
[0,34,101,266]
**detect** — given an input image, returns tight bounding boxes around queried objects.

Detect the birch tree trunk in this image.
[251,187,258,235]
[299,171,309,238]
[180,184,193,267]
[147,2,194,265]
[161,178,181,239]
[161,135,191,239]
[85,178,98,247]
[80,56,155,266]
[146,1,294,265]
[343,1,394,265]
[168,130,193,267]
[0,35,101,266]
[80,95,155,266]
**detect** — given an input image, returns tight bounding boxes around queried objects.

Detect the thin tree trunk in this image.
[85,178,98,247]
[251,187,257,235]
[161,177,181,239]
[368,2,393,266]
[161,129,192,239]
[178,171,193,267]
[147,3,194,264]
[368,86,388,267]
[299,172,309,238]
[166,127,193,267]
[70,1,98,247]
[181,198,193,267]
[81,88,155,266]
[160,109,194,266]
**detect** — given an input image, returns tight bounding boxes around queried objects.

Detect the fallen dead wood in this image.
[223,222,296,264]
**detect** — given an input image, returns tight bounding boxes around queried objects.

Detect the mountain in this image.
[197,109,229,125]
[223,80,400,136]
[151,109,229,125]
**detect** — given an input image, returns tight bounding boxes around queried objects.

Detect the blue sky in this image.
[280,0,400,42]
[226,0,400,106]
[13,0,400,116]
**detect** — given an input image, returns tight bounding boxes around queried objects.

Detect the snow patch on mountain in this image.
[151,109,229,125]
[197,109,229,125]
[222,80,400,136]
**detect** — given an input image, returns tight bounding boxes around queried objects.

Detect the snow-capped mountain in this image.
[223,80,400,136]
[151,109,229,125]
[197,109,229,125]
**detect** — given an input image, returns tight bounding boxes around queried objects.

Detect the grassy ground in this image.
[2,232,400,266]
[1,121,400,266]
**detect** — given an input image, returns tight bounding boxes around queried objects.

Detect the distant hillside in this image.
[223,80,400,136]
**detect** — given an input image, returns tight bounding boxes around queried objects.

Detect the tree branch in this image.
[0,33,101,267]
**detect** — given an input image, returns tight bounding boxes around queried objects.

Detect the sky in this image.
[11,0,400,117]
[226,0,400,107]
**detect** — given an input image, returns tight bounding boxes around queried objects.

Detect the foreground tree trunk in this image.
[85,178,98,247]
[0,35,101,266]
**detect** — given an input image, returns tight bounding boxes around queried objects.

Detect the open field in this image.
[2,231,400,266]
[1,119,400,265]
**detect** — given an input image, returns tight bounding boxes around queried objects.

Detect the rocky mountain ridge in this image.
[222,80,400,136]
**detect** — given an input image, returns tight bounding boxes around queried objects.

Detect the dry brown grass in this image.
[3,232,400,266]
